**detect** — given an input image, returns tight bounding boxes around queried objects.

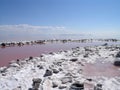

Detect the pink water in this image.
[83,61,120,77]
[0,42,120,67]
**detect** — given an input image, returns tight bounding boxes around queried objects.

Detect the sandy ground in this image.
[0,45,120,90]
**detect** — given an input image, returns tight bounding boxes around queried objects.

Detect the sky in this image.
[0,0,120,41]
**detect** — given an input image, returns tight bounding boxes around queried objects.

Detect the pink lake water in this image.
[0,41,120,66]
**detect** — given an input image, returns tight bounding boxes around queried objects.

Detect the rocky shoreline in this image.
[0,45,120,90]
[0,39,118,48]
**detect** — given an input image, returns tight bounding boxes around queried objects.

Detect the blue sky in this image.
[0,0,120,40]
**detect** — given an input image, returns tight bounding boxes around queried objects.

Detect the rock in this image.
[61,77,72,84]
[94,83,102,90]
[52,69,59,74]
[29,56,33,60]
[13,86,21,90]
[44,69,53,77]
[69,83,84,90]
[70,58,78,62]
[9,63,19,67]
[102,43,108,46]
[52,81,58,88]
[0,67,7,73]
[1,43,6,47]
[59,68,63,71]
[59,85,67,89]
[116,52,120,58]
[16,59,20,65]
[114,59,120,66]
[37,65,43,69]
[86,78,92,82]
[84,54,88,58]
[32,78,42,90]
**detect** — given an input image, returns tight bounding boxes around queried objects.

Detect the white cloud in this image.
[0,24,67,34]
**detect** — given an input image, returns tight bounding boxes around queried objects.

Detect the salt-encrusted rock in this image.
[32,78,42,90]
[61,77,72,84]
[70,58,78,62]
[94,83,102,90]
[29,56,33,60]
[49,52,54,55]
[59,68,63,71]
[59,85,67,89]
[116,51,120,58]
[86,78,92,82]
[52,68,59,74]
[9,63,20,67]
[114,59,120,66]
[84,54,89,58]
[53,61,62,66]
[69,82,84,90]
[1,43,6,47]
[44,69,53,77]
[13,86,21,90]
[0,66,7,73]
[37,65,43,69]
[102,43,108,46]
[52,81,59,88]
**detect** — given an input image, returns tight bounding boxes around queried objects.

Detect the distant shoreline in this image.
[0,39,119,48]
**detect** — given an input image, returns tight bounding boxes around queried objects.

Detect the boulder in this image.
[43,69,53,77]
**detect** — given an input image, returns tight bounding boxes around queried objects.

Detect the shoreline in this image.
[0,44,120,89]
[0,39,119,48]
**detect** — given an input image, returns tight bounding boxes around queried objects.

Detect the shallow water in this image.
[0,41,120,66]
[83,60,120,77]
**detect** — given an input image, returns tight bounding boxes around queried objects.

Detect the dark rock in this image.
[1,43,6,47]
[37,65,43,69]
[94,83,102,90]
[84,54,88,58]
[59,85,67,89]
[52,81,58,88]
[102,43,108,46]
[70,83,84,90]
[29,56,33,60]
[52,69,59,74]
[70,58,78,62]
[49,52,54,55]
[114,59,120,66]
[0,67,7,73]
[59,68,63,71]
[61,77,72,84]
[116,52,120,58]
[32,78,42,90]
[43,69,53,77]
[2,73,6,76]
[86,78,92,82]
